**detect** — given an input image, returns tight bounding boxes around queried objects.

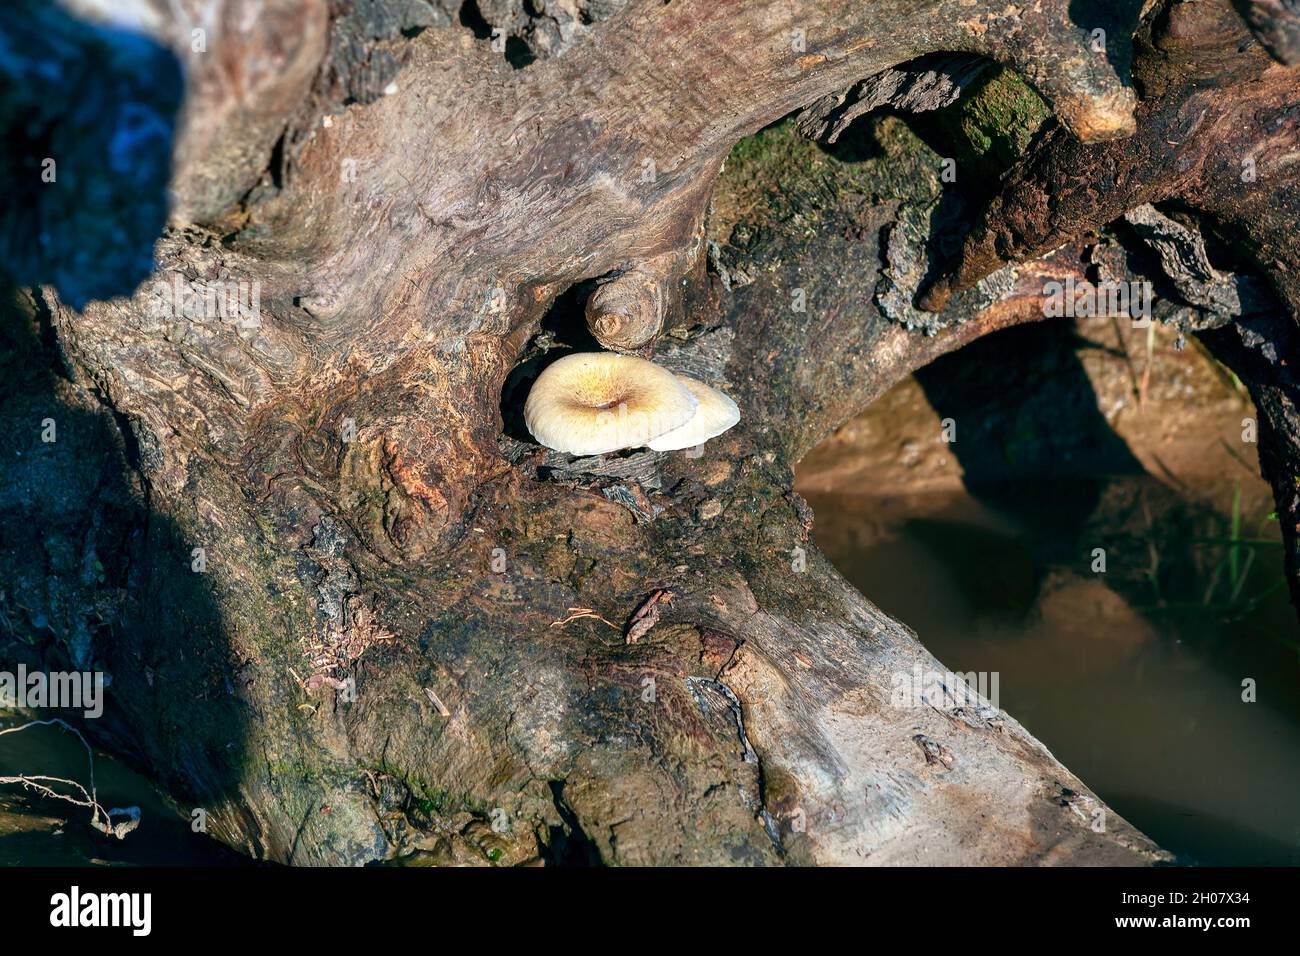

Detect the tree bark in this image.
[4,0,1291,865]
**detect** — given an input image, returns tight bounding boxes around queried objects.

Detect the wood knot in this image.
[585,271,666,351]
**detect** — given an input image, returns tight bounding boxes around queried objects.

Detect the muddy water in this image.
[0,715,249,866]
[798,318,1300,865]
[804,487,1300,864]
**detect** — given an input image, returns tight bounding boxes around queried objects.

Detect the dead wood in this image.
[4,0,1290,865]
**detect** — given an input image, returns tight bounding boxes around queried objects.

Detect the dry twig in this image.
[0,718,140,839]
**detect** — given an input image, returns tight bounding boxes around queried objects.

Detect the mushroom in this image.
[647,375,740,452]
[524,352,698,455]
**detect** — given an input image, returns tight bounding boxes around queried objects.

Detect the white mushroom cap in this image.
[524,352,698,456]
[647,375,741,451]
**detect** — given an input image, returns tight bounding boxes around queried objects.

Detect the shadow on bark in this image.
[0,7,255,858]
[916,320,1147,554]
[0,0,182,308]
[0,282,252,860]
[910,317,1291,656]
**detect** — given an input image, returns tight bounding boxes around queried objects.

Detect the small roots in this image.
[549,607,619,631]
[0,718,140,839]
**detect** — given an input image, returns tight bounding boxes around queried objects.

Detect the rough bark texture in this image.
[916,0,1300,615]
[2,0,1293,865]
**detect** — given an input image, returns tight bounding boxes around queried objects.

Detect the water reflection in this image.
[804,485,1300,865]
[0,715,251,866]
